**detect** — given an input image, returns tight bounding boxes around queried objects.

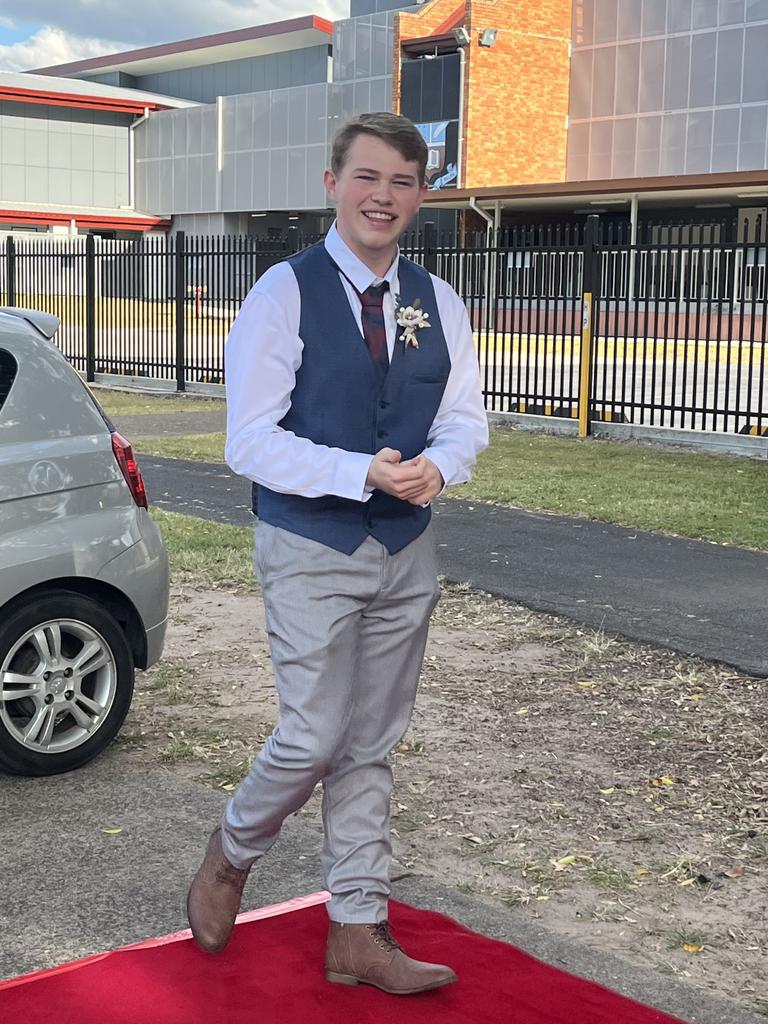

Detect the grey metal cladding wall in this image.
[330,9,396,136]
[135,46,330,103]
[84,71,139,88]
[135,104,217,214]
[221,85,329,211]
[568,0,768,180]
[135,84,330,214]
[0,101,131,209]
[351,0,419,16]
[333,13,395,84]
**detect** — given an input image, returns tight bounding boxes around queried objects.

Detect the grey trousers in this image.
[221,521,440,923]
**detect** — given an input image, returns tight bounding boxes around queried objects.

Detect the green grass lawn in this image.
[139,429,768,551]
[150,507,254,589]
[138,433,226,461]
[454,431,768,551]
[91,387,225,417]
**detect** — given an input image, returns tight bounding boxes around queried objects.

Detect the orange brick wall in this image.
[393,0,573,189]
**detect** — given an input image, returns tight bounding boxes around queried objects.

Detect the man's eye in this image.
[357,175,376,181]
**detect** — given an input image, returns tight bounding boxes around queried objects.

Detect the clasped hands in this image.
[366,447,444,506]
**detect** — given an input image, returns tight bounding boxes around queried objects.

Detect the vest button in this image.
[377,429,387,438]
[379,400,389,409]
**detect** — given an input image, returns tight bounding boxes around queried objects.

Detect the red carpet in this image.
[0,892,688,1023]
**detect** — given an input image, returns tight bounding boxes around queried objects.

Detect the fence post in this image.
[85,233,96,382]
[175,231,186,392]
[578,214,600,438]
[422,220,438,276]
[287,225,299,254]
[6,235,16,307]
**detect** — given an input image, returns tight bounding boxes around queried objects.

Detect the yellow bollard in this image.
[578,292,593,438]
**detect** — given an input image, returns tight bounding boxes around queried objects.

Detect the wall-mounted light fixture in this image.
[479,28,498,47]
[453,26,471,47]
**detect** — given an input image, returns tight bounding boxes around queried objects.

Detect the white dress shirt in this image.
[224,222,489,502]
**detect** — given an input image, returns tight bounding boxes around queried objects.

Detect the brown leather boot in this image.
[186,826,251,953]
[325,921,458,995]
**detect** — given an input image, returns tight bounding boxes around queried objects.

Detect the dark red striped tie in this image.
[360,282,390,373]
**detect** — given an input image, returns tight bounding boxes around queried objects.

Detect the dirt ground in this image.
[119,582,768,1017]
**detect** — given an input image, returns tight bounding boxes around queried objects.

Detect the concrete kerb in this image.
[487,411,768,459]
[88,373,227,400]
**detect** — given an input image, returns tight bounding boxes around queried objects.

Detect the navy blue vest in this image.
[254,243,451,555]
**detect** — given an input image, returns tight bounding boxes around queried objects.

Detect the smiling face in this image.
[324,133,428,276]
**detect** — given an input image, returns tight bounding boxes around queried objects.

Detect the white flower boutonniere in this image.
[395,296,431,349]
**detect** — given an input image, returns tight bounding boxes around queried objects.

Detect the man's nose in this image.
[371,181,394,204]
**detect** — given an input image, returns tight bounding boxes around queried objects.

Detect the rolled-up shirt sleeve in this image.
[224,262,375,501]
[420,277,489,487]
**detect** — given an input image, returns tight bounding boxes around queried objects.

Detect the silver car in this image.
[0,307,169,776]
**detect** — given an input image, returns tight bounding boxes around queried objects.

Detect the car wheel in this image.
[0,591,135,776]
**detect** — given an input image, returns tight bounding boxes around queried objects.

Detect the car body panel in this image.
[0,309,169,671]
[98,513,169,665]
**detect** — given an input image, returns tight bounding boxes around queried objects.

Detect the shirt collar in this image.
[325,221,400,293]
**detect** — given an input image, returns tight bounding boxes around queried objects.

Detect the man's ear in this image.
[417,182,430,206]
[324,168,337,201]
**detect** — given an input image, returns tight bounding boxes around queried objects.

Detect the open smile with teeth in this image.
[363,211,396,222]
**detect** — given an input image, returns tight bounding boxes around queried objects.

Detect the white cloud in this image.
[0,26,129,72]
[0,0,350,61]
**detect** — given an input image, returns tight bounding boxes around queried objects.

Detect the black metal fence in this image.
[1,217,766,437]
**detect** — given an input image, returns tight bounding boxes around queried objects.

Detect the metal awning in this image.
[424,169,768,213]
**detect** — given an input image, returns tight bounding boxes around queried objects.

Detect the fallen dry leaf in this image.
[722,867,745,879]
[552,854,577,870]
[650,776,675,787]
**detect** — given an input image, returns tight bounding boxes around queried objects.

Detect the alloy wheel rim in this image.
[0,619,117,754]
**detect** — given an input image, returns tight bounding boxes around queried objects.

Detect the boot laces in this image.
[368,921,403,952]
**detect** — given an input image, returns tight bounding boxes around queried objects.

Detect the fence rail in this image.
[1,217,766,437]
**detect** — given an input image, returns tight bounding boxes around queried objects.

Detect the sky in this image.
[0,0,350,72]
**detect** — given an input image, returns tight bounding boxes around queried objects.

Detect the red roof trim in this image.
[433,5,466,37]
[0,209,171,232]
[0,85,166,114]
[34,16,333,76]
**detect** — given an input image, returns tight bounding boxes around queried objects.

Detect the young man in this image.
[187,112,488,994]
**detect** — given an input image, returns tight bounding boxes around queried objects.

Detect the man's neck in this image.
[335,223,396,279]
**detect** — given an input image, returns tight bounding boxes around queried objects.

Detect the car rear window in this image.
[0,349,17,413]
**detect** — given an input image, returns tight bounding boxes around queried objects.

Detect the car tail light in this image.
[111,432,148,509]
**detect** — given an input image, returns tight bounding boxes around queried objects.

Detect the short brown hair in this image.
[331,112,428,183]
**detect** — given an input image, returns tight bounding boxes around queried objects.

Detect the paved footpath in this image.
[138,452,768,677]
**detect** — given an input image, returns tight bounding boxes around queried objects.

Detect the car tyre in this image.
[0,591,134,776]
